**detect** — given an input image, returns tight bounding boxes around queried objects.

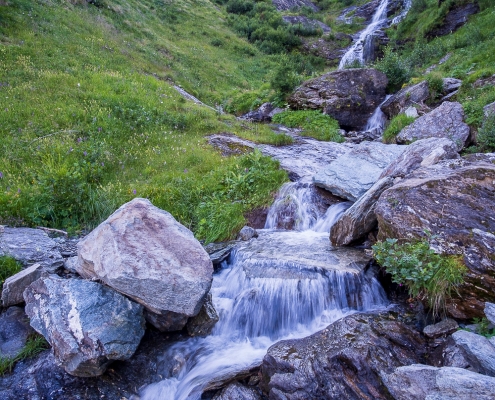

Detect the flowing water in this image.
[140,183,388,400]
[365,94,392,135]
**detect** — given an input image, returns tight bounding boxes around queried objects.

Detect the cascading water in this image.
[365,94,392,135]
[339,0,412,69]
[140,183,388,400]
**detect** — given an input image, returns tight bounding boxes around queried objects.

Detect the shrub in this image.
[272,110,344,142]
[374,46,411,92]
[476,113,495,152]
[426,73,444,102]
[372,237,468,317]
[0,256,22,286]
[382,114,415,143]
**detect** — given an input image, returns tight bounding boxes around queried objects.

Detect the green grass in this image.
[0,256,22,286]
[272,110,344,142]
[0,0,291,239]
[382,114,416,143]
[0,334,49,376]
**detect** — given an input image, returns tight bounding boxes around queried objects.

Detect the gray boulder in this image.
[330,177,394,246]
[288,68,388,131]
[380,81,430,119]
[484,101,495,117]
[272,0,318,12]
[239,103,274,122]
[0,227,63,272]
[442,77,462,94]
[237,226,258,241]
[260,312,426,399]
[75,198,213,332]
[212,382,261,400]
[313,141,405,201]
[186,293,219,337]
[379,137,460,179]
[485,302,495,326]
[382,364,495,400]
[396,102,470,151]
[1,263,43,307]
[423,318,459,339]
[452,330,495,376]
[375,159,495,319]
[24,275,145,377]
[0,306,35,359]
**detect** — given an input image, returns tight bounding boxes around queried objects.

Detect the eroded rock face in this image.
[330,177,394,246]
[313,141,405,201]
[380,81,429,119]
[396,102,470,151]
[382,364,495,400]
[288,69,388,130]
[260,312,426,399]
[375,159,495,318]
[24,275,145,377]
[186,293,219,337]
[75,198,213,331]
[428,2,480,38]
[0,227,63,272]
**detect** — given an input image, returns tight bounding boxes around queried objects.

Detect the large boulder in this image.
[288,69,388,131]
[1,263,43,307]
[24,275,145,377]
[382,364,495,400]
[330,177,394,246]
[260,312,426,399]
[375,159,495,319]
[0,227,63,272]
[380,81,429,119]
[452,330,495,376]
[313,141,405,201]
[379,137,460,179]
[272,0,318,12]
[396,101,470,151]
[75,198,213,331]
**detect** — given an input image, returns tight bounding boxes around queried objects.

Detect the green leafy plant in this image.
[472,317,495,338]
[372,237,467,317]
[0,256,22,286]
[382,114,415,143]
[476,113,495,152]
[272,110,344,142]
[0,334,49,376]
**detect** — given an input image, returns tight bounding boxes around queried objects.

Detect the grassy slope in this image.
[0,0,289,240]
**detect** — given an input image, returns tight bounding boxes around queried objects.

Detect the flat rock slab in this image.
[24,275,145,377]
[313,141,406,201]
[234,230,371,279]
[0,306,34,358]
[382,364,495,400]
[375,158,495,319]
[75,198,213,332]
[0,227,63,272]
[1,263,43,307]
[260,312,426,399]
[396,101,470,151]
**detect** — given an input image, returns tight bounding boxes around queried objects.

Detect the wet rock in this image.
[239,103,274,122]
[204,242,237,268]
[0,306,34,359]
[237,226,258,241]
[260,312,426,399]
[380,81,429,119]
[375,159,495,319]
[428,2,480,38]
[342,128,382,144]
[396,101,470,151]
[75,198,213,332]
[288,68,388,131]
[313,141,405,201]
[24,275,145,377]
[212,382,261,400]
[485,302,495,325]
[186,293,219,337]
[338,0,381,24]
[423,318,459,339]
[330,177,394,246]
[382,364,495,400]
[1,263,43,307]
[0,227,63,272]
[452,330,495,376]
[272,0,318,12]
[379,137,460,179]
[282,16,330,33]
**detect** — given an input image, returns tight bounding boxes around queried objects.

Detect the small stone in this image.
[237,226,258,241]
[423,318,459,338]
[404,107,419,118]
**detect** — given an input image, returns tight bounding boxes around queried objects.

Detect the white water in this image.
[339,0,412,69]
[140,184,388,400]
[339,0,389,69]
[365,94,392,134]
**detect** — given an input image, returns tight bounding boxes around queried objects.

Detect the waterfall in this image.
[365,94,392,135]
